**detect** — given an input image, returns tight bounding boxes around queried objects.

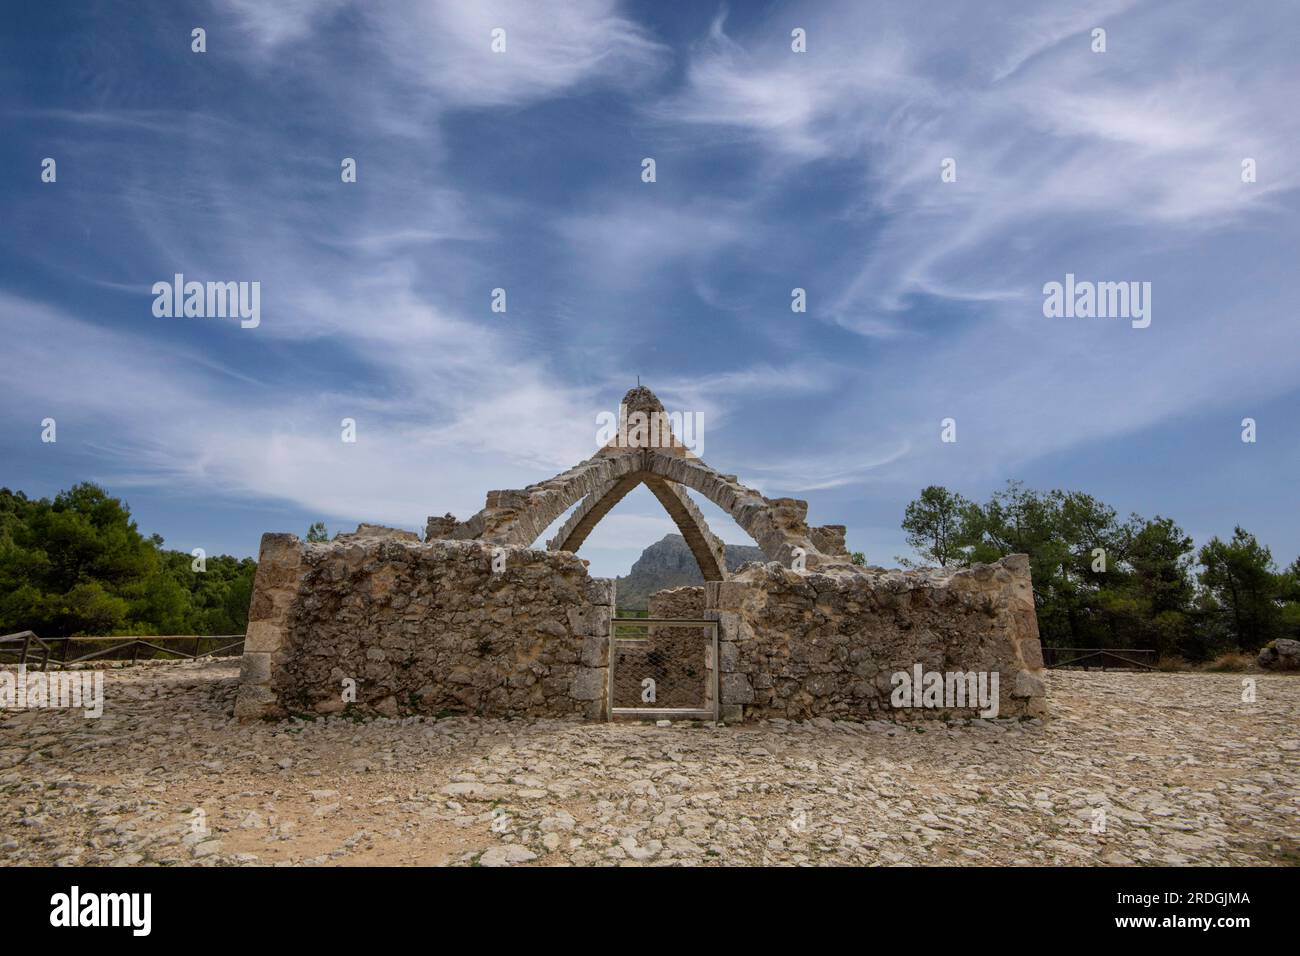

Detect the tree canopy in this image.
[899,480,1298,660]
[0,484,256,638]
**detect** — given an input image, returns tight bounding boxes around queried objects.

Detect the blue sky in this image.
[2,0,1298,577]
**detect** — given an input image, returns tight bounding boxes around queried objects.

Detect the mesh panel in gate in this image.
[610,619,714,713]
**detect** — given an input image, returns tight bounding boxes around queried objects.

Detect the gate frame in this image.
[607,617,719,722]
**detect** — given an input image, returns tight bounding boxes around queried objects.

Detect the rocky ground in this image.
[2,660,1296,866]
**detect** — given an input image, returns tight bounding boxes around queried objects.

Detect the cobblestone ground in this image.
[2,660,1296,866]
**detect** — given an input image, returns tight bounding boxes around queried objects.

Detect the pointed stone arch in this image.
[546,472,729,580]
[425,386,851,571]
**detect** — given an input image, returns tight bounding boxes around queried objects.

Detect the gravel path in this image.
[2,659,1296,866]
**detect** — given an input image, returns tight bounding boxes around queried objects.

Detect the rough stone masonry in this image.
[235,528,614,721]
[707,554,1046,722]
[234,386,1046,723]
[235,533,1044,722]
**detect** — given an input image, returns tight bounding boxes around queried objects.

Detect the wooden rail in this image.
[1042,646,1158,671]
[0,631,244,670]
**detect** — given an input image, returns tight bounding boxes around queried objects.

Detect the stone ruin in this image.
[235,386,1046,723]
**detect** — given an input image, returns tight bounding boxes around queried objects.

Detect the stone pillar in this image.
[233,533,304,721]
[705,579,756,723]
[567,577,616,719]
[999,554,1048,717]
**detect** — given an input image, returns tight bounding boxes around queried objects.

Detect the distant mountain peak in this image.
[614,533,767,610]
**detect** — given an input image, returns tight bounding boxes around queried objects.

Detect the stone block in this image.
[707,581,752,610]
[244,621,281,653]
[257,531,303,564]
[569,605,611,637]
[1014,607,1041,640]
[809,524,848,555]
[233,683,276,720]
[707,607,734,629]
[585,577,617,607]
[580,634,607,668]
[569,667,606,701]
[1019,635,1045,670]
[720,672,754,704]
[1012,669,1047,699]
[424,513,459,540]
[1001,553,1030,574]
[246,590,276,623]
[238,652,271,685]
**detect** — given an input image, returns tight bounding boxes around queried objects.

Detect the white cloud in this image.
[222,0,351,48]
[554,199,749,287]
[657,0,1300,490]
[224,0,667,109]
[0,292,606,531]
[654,7,916,162]
[666,0,1300,324]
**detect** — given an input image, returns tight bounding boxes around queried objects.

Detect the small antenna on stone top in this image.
[637,375,641,387]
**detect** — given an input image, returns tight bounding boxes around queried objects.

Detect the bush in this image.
[1199,652,1257,673]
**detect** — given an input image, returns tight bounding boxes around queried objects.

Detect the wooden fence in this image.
[0,631,244,670]
[1041,646,1157,671]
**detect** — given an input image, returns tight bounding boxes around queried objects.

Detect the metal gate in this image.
[608,617,719,721]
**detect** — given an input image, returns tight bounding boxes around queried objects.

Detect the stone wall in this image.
[706,554,1047,722]
[234,530,614,721]
[235,528,1046,725]
[647,585,705,620]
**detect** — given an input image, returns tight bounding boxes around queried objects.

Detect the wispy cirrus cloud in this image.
[657,0,1300,482]
[223,0,669,109]
[0,291,604,527]
[554,198,750,287]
